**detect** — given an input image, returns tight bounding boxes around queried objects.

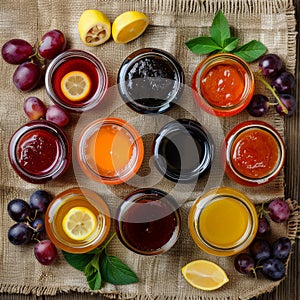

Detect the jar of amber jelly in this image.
[191,53,255,117]
[45,187,111,254]
[188,187,258,256]
[8,120,71,183]
[222,120,285,186]
[114,188,181,255]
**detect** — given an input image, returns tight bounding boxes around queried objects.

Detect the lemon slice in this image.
[112,11,149,44]
[78,9,111,46]
[60,70,91,101]
[182,260,229,291]
[62,206,97,241]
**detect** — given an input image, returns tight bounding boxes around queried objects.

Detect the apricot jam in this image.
[222,120,285,186]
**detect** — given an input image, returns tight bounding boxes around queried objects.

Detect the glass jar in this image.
[191,53,255,117]
[117,47,185,114]
[222,120,285,186]
[152,118,214,183]
[8,120,71,184]
[188,187,258,256]
[45,187,111,254]
[114,188,181,255]
[45,49,108,112]
[77,117,144,185]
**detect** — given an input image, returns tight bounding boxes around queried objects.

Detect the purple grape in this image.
[268,199,290,223]
[34,240,58,265]
[29,190,52,213]
[275,94,296,117]
[234,253,256,275]
[7,198,33,222]
[13,62,42,92]
[8,222,33,245]
[31,217,45,233]
[262,258,286,281]
[259,54,283,77]
[272,71,295,93]
[257,216,271,236]
[250,238,271,262]
[38,29,67,59]
[272,237,291,261]
[24,97,47,120]
[1,38,33,64]
[45,105,70,127]
[247,94,270,117]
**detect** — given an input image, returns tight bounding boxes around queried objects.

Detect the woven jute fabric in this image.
[0,0,299,299]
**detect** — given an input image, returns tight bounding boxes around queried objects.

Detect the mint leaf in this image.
[185,36,222,55]
[62,250,96,272]
[100,252,139,285]
[84,254,102,290]
[210,10,231,47]
[232,40,267,62]
[223,37,238,52]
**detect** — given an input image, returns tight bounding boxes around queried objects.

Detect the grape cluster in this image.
[247,53,296,117]
[7,190,58,265]
[24,96,70,127]
[234,199,292,281]
[1,29,66,92]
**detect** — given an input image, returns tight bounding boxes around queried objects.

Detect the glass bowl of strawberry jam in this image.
[8,120,71,183]
[114,188,181,255]
[45,49,108,112]
[118,48,185,114]
[191,53,255,117]
[222,120,285,186]
[77,117,144,185]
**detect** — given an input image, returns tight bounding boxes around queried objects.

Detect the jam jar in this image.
[117,48,185,114]
[114,188,181,255]
[152,118,214,183]
[222,120,285,186]
[8,120,71,183]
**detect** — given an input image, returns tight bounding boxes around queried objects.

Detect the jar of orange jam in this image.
[191,53,255,117]
[77,117,144,185]
[222,120,285,186]
[188,187,258,256]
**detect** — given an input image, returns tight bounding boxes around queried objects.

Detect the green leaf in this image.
[185,36,222,55]
[84,254,102,290]
[223,37,238,52]
[232,40,267,62]
[210,10,231,47]
[100,252,139,285]
[62,251,96,272]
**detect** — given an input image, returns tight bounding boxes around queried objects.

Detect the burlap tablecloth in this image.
[0,0,299,299]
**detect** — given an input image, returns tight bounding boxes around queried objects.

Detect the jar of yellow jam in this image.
[188,187,258,256]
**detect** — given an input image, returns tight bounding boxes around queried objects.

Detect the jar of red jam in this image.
[192,53,255,117]
[8,120,71,183]
[114,188,181,255]
[45,49,108,112]
[117,48,185,114]
[222,120,285,186]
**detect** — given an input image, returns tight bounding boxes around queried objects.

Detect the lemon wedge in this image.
[78,9,111,46]
[182,260,229,291]
[112,11,149,44]
[62,206,97,241]
[60,70,91,101]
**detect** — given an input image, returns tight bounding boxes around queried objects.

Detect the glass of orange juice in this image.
[45,187,111,253]
[188,187,258,256]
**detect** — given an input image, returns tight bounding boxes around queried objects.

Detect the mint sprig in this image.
[185,10,267,62]
[62,233,138,290]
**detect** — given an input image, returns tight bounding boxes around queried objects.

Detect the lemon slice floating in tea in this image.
[78,9,111,46]
[112,11,149,44]
[62,206,97,241]
[182,260,229,291]
[60,70,91,101]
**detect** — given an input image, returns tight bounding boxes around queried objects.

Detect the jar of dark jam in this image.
[117,48,185,114]
[152,119,214,183]
[8,120,71,183]
[114,188,181,255]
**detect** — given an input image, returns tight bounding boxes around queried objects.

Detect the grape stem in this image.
[256,71,288,115]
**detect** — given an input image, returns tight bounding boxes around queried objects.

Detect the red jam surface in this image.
[200,64,246,107]
[231,128,279,179]
[16,129,61,175]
